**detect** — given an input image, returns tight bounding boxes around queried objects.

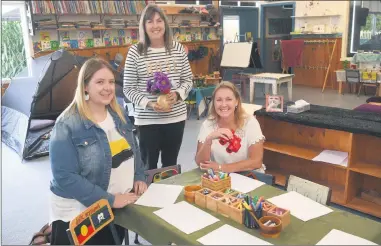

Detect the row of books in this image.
[31,0,154,15]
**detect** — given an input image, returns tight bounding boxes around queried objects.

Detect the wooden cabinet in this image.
[257,115,381,218]
[292,38,342,90]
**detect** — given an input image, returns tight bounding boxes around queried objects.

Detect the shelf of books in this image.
[28,0,220,54]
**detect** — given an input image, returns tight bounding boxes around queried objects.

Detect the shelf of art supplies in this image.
[256,115,381,218]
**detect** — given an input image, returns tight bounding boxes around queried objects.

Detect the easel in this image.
[321,39,337,92]
[220,42,261,98]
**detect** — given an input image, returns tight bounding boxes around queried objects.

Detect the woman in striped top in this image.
[123,4,193,170]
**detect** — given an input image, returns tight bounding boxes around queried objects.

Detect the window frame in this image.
[219,1,257,7]
[1,1,32,83]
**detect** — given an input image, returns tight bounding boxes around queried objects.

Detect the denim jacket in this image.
[49,105,146,208]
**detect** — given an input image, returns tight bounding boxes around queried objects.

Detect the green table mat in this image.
[114,169,381,245]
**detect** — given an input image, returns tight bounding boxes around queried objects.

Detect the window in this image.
[223,15,240,43]
[348,0,381,55]
[240,2,256,7]
[1,1,31,81]
[175,0,197,4]
[199,0,213,5]
[173,0,213,4]
[219,1,257,7]
[220,1,238,6]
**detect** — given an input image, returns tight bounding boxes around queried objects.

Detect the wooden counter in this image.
[256,105,381,218]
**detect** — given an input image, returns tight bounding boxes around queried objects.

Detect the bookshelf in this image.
[256,115,381,218]
[26,1,220,53]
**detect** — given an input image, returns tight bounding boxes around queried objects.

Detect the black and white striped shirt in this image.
[123,41,193,125]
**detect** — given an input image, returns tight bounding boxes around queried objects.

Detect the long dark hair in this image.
[137,4,173,56]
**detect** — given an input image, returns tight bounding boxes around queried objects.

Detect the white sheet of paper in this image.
[316,229,377,245]
[135,183,184,208]
[267,191,333,222]
[312,150,348,165]
[154,201,219,234]
[197,224,272,245]
[241,103,263,115]
[230,173,265,193]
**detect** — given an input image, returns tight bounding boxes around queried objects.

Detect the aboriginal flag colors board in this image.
[69,199,115,245]
[74,218,95,244]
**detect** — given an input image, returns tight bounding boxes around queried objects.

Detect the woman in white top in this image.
[195,81,266,173]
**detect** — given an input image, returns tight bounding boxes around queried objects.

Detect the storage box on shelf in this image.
[257,115,381,218]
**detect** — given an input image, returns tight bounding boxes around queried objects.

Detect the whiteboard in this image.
[220,42,253,68]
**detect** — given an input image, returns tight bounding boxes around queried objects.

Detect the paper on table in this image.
[154,201,219,234]
[230,173,265,193]
[197,224,272,245]
[135,183,184,208]
[241,103,263,115]
[312,150,348,166]
[316,229,377,245]
[267,191,333,222]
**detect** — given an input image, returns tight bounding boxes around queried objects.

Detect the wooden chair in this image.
[67,199,121,245]
[286,175,332,205]
[144,164,182,185]
[130,165,182,245]
[244,170,275,186]
[358,70,380,97]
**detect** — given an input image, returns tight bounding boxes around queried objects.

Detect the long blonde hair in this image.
[137,3,173,56]
[64,57,126,124]
[208,81,247,129]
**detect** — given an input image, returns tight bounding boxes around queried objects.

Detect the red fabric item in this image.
[281,40,304,68]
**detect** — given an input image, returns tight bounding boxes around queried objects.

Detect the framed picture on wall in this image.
[266,95,284,112]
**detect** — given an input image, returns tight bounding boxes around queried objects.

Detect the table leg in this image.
[288,79,292,100]
[265,84,270,95]
[338,81,343,94]
[272,82,277,95]
[250,79,255,103]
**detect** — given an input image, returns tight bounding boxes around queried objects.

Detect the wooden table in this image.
[114,169,381,245]
[249,73,294,103]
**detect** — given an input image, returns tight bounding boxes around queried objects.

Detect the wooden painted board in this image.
[68,199,115,245]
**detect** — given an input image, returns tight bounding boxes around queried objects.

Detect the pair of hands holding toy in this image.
[148,92,180,112]
[200,128,242,171]
[206,128,242,153]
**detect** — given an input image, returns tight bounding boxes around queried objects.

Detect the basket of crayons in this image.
[201,169,231,191]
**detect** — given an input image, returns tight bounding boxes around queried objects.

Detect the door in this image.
[260,4,295,73]
[220,7,260,80]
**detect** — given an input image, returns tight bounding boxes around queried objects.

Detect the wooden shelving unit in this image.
[257,116,381,218]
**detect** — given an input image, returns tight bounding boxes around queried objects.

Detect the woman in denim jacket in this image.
[49,57,147,245]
